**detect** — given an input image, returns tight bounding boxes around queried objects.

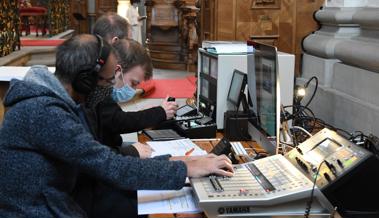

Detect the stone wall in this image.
[300,0,379,136]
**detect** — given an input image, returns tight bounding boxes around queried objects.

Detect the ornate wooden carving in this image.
[70,0,88,34]
[48,0,70,35]
[96,0,118,17]
[146,0,198,71]
[0,0,20,57]
[252,0,280,9]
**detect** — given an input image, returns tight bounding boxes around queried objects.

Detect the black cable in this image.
[304,160,326,218]
[303,76,318,108]
[343,210,379,218]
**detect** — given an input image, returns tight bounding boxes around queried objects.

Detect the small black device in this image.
[210,138,232,156]
[174,120,217,139]
[195,116,213,125]
[176,104,198,117]
[210,138,239,164]
[224,111,251,141]
[142,129,184,141]
[167,97,175,102]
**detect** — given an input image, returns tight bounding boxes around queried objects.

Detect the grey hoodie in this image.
[0,66,187,218]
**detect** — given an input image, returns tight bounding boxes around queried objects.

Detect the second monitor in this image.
[247,42,281,155]
[227,69,247,110]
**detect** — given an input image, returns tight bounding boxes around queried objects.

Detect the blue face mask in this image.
[112,84,137,103]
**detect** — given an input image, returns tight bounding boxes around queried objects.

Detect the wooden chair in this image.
[19,6,48,36]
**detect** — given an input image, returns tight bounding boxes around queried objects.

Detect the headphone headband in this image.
[71,34,111,95]
[94,34,110,73]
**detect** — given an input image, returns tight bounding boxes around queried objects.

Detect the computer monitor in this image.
[247,43,280,155]
[227,69,247,109]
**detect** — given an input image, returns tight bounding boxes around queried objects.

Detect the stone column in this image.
[87,0,96,33]
[299,0,379,137]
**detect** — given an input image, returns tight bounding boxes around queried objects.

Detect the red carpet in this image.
[20,39,65,46]
[140,76,197,98]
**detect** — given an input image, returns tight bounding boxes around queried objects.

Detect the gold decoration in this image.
[0,0,21,57]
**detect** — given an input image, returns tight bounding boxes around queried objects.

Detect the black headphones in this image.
[72,34,111,94]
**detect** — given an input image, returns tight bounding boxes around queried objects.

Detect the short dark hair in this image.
[93,12,130,43]
[55,34,113,84]
[113,39,153,80]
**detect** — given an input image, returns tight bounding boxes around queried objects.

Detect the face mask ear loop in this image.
[120,69,126,87]
[116,65,126,88]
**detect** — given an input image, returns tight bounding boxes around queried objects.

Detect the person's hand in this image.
[132,142,153,159]
[182,154,234,178]
[161,96,178,120]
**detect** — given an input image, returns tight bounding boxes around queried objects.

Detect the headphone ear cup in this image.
[72,70,97,94]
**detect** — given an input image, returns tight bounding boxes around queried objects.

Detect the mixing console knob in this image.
[311,166,317,173]
[337,159,344,168]
[324,172,332,183]
[295,157,308,172]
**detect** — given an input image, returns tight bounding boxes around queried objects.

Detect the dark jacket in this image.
[86,96,166,155]
[78,89,167,218]
[0,66,186,218]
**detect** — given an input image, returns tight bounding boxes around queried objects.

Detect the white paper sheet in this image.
[138,187,202,215]
[120,132,139,143]
[0,66,55,81]
[147,138,207,157]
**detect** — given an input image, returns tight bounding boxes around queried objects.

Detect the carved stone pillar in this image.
[87,0,96,33]
[300,1,379,139]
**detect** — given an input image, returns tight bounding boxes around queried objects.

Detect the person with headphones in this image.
[0,34,234,217]
[75,39,169,217]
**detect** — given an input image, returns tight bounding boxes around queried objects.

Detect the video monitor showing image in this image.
[202,55,209,75]
[200,78,209,99]
[210,58,218,78]
[256,58,276,136]
[247,42,279,155]
[227,70,247,108]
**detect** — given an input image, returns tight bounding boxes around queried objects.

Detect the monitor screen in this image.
[202,55,209,75]
[210,58,218,78]
[305,138,342,165]
[227,70,247,108]
[247,43,280,155]
[200,78,209,99]
[256,58,276,136]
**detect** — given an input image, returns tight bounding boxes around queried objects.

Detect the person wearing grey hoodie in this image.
[0,34,233,217]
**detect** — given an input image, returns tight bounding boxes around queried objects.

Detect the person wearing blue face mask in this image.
[112,65,137,103]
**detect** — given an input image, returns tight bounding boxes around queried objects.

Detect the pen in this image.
[185,147,195,156]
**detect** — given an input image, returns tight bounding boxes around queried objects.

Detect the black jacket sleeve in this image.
[119,145,140,157]
[99,97,167,134]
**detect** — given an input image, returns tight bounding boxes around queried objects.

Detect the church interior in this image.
[1,0,379,217]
